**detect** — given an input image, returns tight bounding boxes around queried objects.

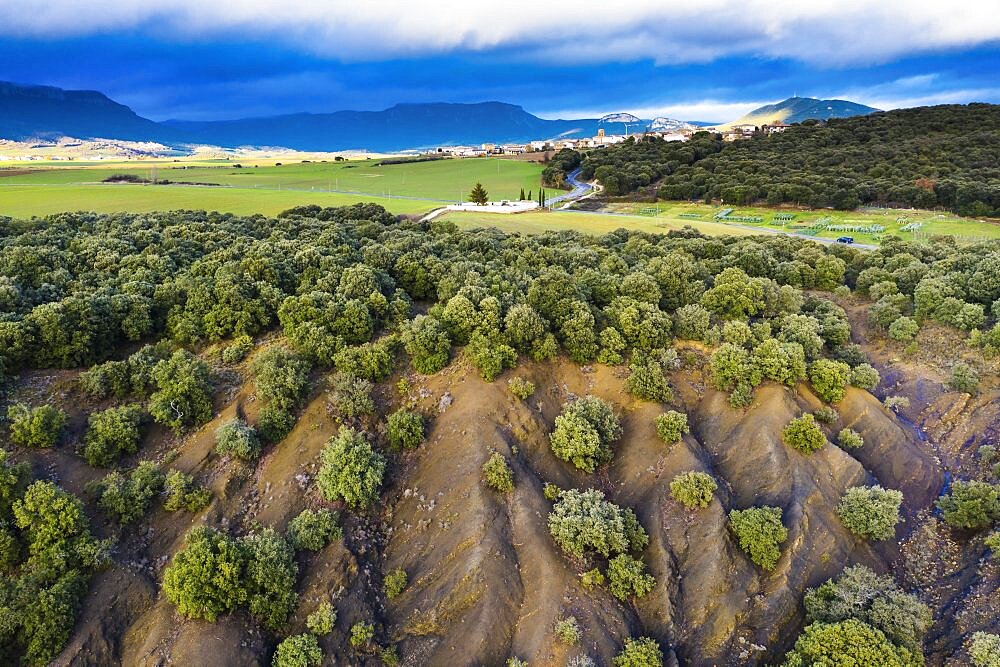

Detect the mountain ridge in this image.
[720,96,879,128]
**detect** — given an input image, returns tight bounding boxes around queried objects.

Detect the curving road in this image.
[545,168,593,206]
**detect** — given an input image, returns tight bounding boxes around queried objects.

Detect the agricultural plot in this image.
[439,209,758,237]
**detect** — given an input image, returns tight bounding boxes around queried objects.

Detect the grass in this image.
[439,209,759,237]
[0,157,551,207]
[604,201,1000,245]
[0,184,436,218]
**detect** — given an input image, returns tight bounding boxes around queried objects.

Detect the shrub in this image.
[79,360,131,399]
[257,403,296,444]
[729,506,787,571]
[548,489,647,559]
[543,482,561,501]
[328,373,375,418]
[549,396,621,472]
[803,565,931,652]
[812,406,839,424]
[669,471,717,509]
[613,637,663,667]
[272,634,322,667]
[384,568,407,599]
[554,616,581,645]
[884,395,910,412]
[970,632,1000,667]
[837,428,864,450]
[222,335,254,364]
[215,418,262,461]
[253,347,312,410]
[850,363,880,391]
[162,526,247,622]
[386,409,424,450]
[467,331,517,382]
[950,362,979,394]
[317,427,385,509]
[607,554,655,601]
[350,621,374,648]
[781,619,921,667]
[482,452,514,494]
[808,359,851,403]
[654,411,689,445]
[333,339,395,382]
[306,601,336,636]
[625,351,673,403]
[674,304,711,340]
[93,461,164,523]
[935,480,1000,530]
[401,315,451,374]
[287,508,342,551]
[986,532,1000,557]
[7,404,67,448]
[163,470,212,512]
[242,528,298,630]
[888,316,919,342]
[580,568,605,588]
[380,646,400,666]
[507,377,535,400]
[782,414,827,454]
[82,403,144,466]
[148,350,214,434]
[837,486,903,541]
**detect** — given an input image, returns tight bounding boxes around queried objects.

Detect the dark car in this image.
[836,236,855,244]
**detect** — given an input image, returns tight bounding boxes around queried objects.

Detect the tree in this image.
[701,267,764,320]
[613,637,663,667]
[252,346,312,410]
[242,528,298,630]
[549,396,621,472]
[7,404,67,449]
[93,461,164,523]
[386,409,424,450]
[950,362,980,394]
[272,634,323,667]
[729,506,787,571]
[837,428,864,450]
[670,471,717,509]
[888,316,919,342]
[287,508,342,551]
[808,359,851,403]
[215,418,262,461]
[837,486,903,541]
[306,601,336,636]
[328,373,375,418]
[607,554,655,601]
[781,619,922,667]
[970,632,1000,667]
[482,452,514,494]
[162,526,248,622]
[148,350,214,434]
[935,480,1000,529]
[401,315,452,374]
[384,568,408,599]
[82,404,144,467]
[317,427,385,509]
[469,182,489,205]
[547,489,647,559]
[782,414,827,454]
[467,330,517,382]
[625,350,673,402]
[654,411,689,445]
[163,470,212,512]
[673,304,711,340]
[850,363,880,391]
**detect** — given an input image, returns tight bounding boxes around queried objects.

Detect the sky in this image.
[0,0,998,123]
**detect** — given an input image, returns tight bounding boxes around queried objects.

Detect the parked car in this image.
[836,236,855,244]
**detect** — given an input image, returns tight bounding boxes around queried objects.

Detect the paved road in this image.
[545,168,592,206]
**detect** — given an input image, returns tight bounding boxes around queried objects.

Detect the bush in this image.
[808,359,851,403]
[402,315,451,374]
[328,373,375,418]
[782,414,827,454]
[613,637,663,667]
[729,506,787,571]
[317,427,385,509]
[970,632,1000,667]
[669,471,717,509]
[386,409,424,450]
[543,482,561,501]
[803,565,931,652]
[986,532,1000,557]
[548,489,647,559]
[482,452,514,494]
[467,331,517,382]
[625,351,673,403]
[257,404,296,444]
[306,601,336,636]
[272,634,322,667]
[384,568,407,599]
[812,406,839,424]
[950,362,979,394]
[333,339,395,382]
[222,335,254,364]
[850,363,880,391]
[607,554,655,601]
[287,508,342,551]
[79,360,131,399]
[93,460,164,523]
[148,350,214,434]
[163,470,212,512]
[837,428,864,450]
[654,411,689,445]
[82,403,144,466]
[674,304,711,341]
[837,486,903,541]
[215,418,262,461]
[888,316,919,342]
[581,568,605,588]
[935,480,1000,529]
[781,619,922,667]
[162,526,247,622]
[507,377,535,400]
[884,395,910,412]
[549,396,621,472]
[7,404,67,448]
[253,346,312,410]
[242,528,299,630]
[555,616,581,645]
[350,621,374,648]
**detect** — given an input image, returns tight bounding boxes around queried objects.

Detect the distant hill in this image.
[720,96,879,128]
[0,81,180,143]
[648,117,698,132]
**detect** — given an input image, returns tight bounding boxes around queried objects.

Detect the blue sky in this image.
[0,1,998,123]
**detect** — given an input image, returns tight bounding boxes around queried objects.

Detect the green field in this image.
[440,209,760,237]
[604,201,1000,245]
[0,157,551,210]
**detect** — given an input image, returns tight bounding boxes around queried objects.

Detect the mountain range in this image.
[0,81,878,151]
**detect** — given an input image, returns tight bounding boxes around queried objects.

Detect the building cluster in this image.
[715,120,791,142]
[427,126,700,157]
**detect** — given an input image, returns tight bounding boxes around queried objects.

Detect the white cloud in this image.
[542,99,771,123]
[1,0,998,66]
